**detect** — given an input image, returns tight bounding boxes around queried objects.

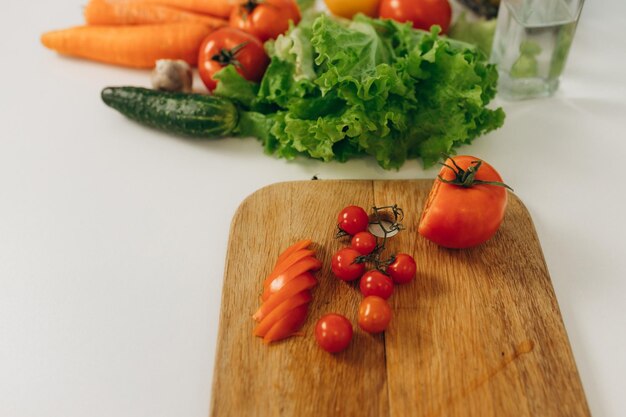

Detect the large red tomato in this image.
[418,155,510,249]
[230,0,301,42]
[197,27,269,91]
[379,0,452,34]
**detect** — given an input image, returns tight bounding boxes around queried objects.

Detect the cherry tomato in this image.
[358,296,392,333]
[230,0,301,42]
[386,253,416,284]
[315,314,353,353]
[351,231,377,255]
[337,205,369,235]
[324,0,380,18]
[198,27,269,91]
[331,248,365,281]
[359,270,394,299]
[379,0,452,34]
[418,155,509,249]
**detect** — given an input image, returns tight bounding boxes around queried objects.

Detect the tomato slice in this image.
[263,304,309,344]
[262,257,321,300]
[265,249,315,285]
[253,273,317,322]
[275,239,312,267]
[253,290,312,337]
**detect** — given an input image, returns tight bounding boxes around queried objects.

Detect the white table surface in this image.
[1,1,625,416]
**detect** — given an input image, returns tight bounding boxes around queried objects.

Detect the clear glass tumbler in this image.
[490,0,585,100]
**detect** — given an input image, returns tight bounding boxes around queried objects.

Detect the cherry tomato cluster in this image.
[315,205,417,353]
[199,0,301,91]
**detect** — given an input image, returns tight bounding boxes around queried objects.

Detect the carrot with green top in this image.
[84,0,227,28]
[41,23,212,68]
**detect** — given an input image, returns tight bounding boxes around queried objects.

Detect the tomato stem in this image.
[211,41,250,67]
[438,154,513,191]
[242,0,262,14]
[343,205,405,272]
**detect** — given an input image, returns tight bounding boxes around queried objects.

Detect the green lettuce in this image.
[216,14,504,169]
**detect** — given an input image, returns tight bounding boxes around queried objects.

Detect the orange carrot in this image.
[254,290,312,337]
[262,257,322,301]
[253,273,317,322]
[41,23,211,68]
[274,239,312,267]
[130,0,239,18]
[263,304,309,344]
[84,0,227,28]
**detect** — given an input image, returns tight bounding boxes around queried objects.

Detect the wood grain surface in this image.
[210,180,590,417]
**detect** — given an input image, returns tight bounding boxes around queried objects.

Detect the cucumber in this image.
[101,87,239,138]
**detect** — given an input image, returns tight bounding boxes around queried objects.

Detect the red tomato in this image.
[359,270,394,299]
[386,253,416,284]
[351,231,377,255]
[263,304,309,343]
[337,206,369,236]
[358,296,392,333]
[315,314,353,353]
[331,248,365,281]
[418,155,510,249]
[379,0,452,34]
[230,0,301,42]
[198,27,269,91]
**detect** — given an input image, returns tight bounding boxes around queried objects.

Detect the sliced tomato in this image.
[266,249,315,283]
[262,257,321,299]
[253,273,317,322]
[263,304,309,344]
[253,290,312,337]
[275,239,312,267]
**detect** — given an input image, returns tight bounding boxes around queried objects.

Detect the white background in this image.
[1,0,625,416]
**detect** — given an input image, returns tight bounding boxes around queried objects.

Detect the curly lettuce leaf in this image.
[222,14,504,169]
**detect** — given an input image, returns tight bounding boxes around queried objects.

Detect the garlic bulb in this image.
[151,60,193,93]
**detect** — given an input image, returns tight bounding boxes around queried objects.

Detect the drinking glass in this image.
[490,0,585,100]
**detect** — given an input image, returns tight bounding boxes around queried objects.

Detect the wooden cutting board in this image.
[210,180,590,417]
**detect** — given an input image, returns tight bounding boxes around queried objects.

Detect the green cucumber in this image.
[101,87,239,138]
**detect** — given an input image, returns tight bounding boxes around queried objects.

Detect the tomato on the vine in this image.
[315,314,353,353]
[351,231,377,255]
[198,27,269,91]
[331,248,365,281]
[230,0,301,42]
[358,296,392,333]
[337,206,369,236]
[360,270,394,299]
[386,253,416,284]
[379,0,452,34]
[418,155,510,249]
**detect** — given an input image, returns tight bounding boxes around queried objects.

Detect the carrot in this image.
[262,257,321,301]
[274,239,312,267]
[263,305,309,344]
[84,0,227,28]
[253,290,312,337]
[130,0,239,18]
[41,23,211,68]
[265,249,315,286]
[253,273,317,322]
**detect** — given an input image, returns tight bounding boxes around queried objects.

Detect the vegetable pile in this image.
[42,0,505,169]
[100,14,505,169]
